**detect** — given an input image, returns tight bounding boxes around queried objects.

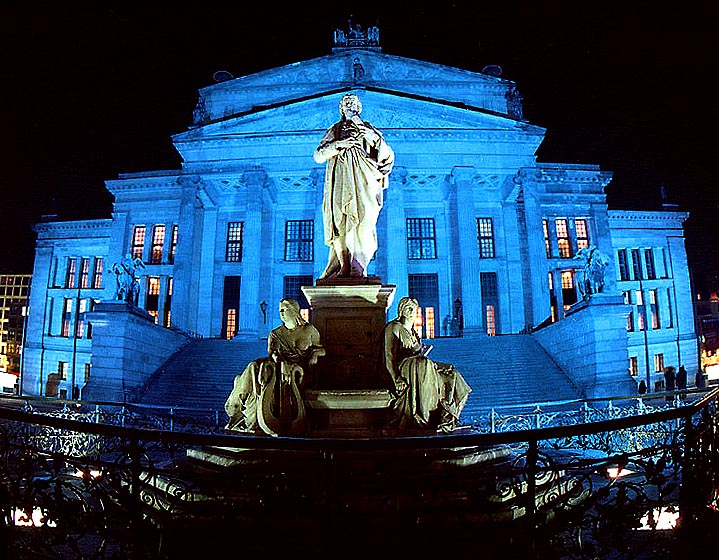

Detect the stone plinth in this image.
[302,284,395,389]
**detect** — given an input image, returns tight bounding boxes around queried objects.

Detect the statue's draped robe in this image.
[384,320,471,430]
[315,119,394,273]
[224,324,318,431]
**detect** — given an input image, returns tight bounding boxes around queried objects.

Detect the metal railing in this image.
[1,388,717,559]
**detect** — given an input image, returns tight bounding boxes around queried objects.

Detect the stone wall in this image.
[82,301,189,402]
[532,293,635,399]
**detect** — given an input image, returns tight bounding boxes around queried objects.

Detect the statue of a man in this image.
[314,93,394,279]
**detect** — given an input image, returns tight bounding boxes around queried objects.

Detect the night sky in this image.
[2,3,717,285]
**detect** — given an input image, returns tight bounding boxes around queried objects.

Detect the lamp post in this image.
[260,301,268,324]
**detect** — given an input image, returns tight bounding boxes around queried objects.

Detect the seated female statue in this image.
[224,298,325,433]
[383,297,471,432]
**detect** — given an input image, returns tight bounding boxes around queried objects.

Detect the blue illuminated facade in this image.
[21,37,698,400]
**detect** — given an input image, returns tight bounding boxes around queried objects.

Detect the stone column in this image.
[381,179,407,317]
[451,166,483,335]
[237,169,267,338]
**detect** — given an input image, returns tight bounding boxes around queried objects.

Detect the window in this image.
[666,288,673,328]
[575,218,589,250]
[623,291,634,331]
[225,222,244,262]
[164,277,173,328]
[649,289,660,329]
[629,356,638,377]
[151,225,165,264]
[80,258,90,289]
[61,298,73,337]
[645,248,656,280]
[555,219,571,258]
[222,276,241,339]
[92,258,104,289]
[75,298,89,338]
[146,277,160,324]
[636,290,646,331]
[617,249,629,281]
[561,270,576,308]
[65,258,77,289]
[408,273,439,338]
[542,219,551,258]
[284,220,314,261]
[548,272,557,323]
[169,225,179,264]
[631,249,643,280]
[481,272,498,335]
[84,363,91,384]
[132,226,146,260]
[654,353,664,373]
[407,218,437,260]
[476,218,495,258]
[283,276,313,316]
[58,361,68,380]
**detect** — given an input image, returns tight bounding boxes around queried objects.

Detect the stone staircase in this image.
[137,334,582,423]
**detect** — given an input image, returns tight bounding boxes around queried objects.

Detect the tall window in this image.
[575,218,589,250]
[92,258,104,289]
[65,258,77,289]
[644,248,656,280]
[222,276,241,339]
[284,220,314,261]
[666,288,674,328]
[561,270,576,308]
[132,226,146,260]
[146,277,160,324]
[629,356,638,377]
[407,218,437,260]
[555,219,571,258]
[542,219,551,258]
[58,361,67,380]
[636,290,646,331]
[623,291,634,331]
[617,249,629,281]
[169,225,179,264]
[548,272,557,322]
[76,298,88,338]
[164,277,173,328]
[61,298,73,337]
[226,222,244,262]
[481,272,498,335]
[80,258,90,289]
[151,225,165,264]
[654,353,664,373]
[283,275,313,319]
[649,289,660,329]
[476,218,495,258]
[631,249,643,280]
[408,273,439,338]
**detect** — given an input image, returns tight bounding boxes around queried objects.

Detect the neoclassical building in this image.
[22,27,698,401]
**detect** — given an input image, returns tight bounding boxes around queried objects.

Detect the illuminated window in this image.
[407,218,437,260]
[623,291,634,331]
[424,306,435,339]
[649,289,660,329]
[555,219,571,258]
[225,309,236,340]
[169,225,179,264]
[58,361,67,380]
[542,219,551,258]
[164,278,173,328]
[61,298,72,337]
[629,356,638,377]
[84,363,91,384]
[636,290,646,331]
[65,258,77,289]
[654,353,664,373]
[561,269,576,308]
[575,218,589,250]
[132,226,146,260]
[476,218,495,258]
[75,298,89,338]
[485,305,496,336]
[92,258,104,289]
[284,220,314,261]
[408,274,439,336]
[226,222,244,262]
[283,276,313,318]
[151,225,165,264]
[146,277,160,323]
[80,258,90,289]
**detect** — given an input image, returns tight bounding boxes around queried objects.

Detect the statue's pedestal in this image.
[302,284,395,389]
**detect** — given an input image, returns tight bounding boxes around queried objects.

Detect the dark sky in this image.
[2,3,717,283]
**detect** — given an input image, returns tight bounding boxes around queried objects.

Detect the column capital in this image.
[450,166,476,185]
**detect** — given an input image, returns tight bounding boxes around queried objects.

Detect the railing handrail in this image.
[2,387,716,452]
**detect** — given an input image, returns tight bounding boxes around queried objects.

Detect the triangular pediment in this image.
[189,49,524,127]
[174,88,540,144]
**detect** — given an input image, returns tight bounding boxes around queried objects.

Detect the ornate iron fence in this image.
[0,388,717,559]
